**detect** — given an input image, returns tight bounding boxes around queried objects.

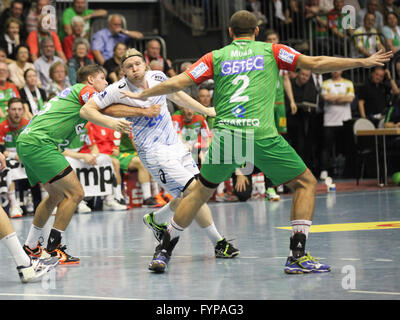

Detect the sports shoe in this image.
[215,238,240,258]
[103,198,127,211]
[46,244,80,265]
[148,232,179,273]
[154,193,167,207]
[23,242,51,259]
[320,170,328,180]
[265,188,280,201]
[9,205,23,218]
[215,192,227,202]
[17,256,59,283]
[142,197,158,208]
[143,212,167,242]
[163,193,173,203]
[284,251,331,274]
[77,200,91,214]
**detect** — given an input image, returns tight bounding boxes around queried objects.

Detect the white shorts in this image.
[138,142,199,198]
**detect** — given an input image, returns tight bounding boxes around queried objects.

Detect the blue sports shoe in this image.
[148,231,179,273]
[284,251,331,274]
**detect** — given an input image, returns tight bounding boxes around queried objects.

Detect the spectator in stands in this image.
[26,0,55,34]
[320,71,355,180]
[353,12,385,57]
[178,62,198,99]
[0,97,29,217]
[67,38,93,85]
[60,0,107,41]
[0,61,20,122]
[197,88,214,130]
[33,36,65,91]
[19,68,47,120]
[358,67,399,126]
[0,17,23,62]
[379,0,400,20]
[357,0,384,30]
[47,61,70,97]
[103,42,127,84]
[0,48,7,64]
[287,69,319,170]
[0,1,27,41]
[144,39,176,77]
[63,15,94,61]
[26,14,67,63]
[382,12,400,54]
[7,45,36,89]
[92,14,143,66]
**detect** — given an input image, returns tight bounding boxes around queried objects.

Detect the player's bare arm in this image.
[298,49,393,74]
[101,103,161,118]
[120,73,193,100]
[167,91,216,118]
[80,98,132,134]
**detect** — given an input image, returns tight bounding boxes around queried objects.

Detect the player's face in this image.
[92,72,108,92]
[266,34,279,44]
[122,56,147,83]
[8,103,24,124]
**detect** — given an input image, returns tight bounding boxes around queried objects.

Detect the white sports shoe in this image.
[77,201,91,214]
[17,257,59,283]
[9,205,23,218]
[265,188,280,201]
[103,198,127,211]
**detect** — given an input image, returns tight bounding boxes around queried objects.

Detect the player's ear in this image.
[87,74,94,85]
[254,26,259,37]
[228,27,234,39]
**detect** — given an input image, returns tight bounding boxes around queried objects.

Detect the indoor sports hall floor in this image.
[1,180,400,300]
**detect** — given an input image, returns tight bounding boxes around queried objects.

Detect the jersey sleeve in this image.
[78,85,98,106]
[321,80,330,95]
[272,44,302,72]
[91,83,122,109]
[184,52,214,85]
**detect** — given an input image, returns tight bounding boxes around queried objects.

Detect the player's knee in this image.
[287,169,317,191]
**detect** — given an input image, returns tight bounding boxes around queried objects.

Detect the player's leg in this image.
[254,135,330,274]
[103,156,126,210]
[0,208,59,283]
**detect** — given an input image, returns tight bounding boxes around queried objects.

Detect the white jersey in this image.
[93,70,178,152]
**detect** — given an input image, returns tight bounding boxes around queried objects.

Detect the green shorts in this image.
[274,102,287,134]
[16,141,70,186]
[113,151,137,173]
[200,132,306,187]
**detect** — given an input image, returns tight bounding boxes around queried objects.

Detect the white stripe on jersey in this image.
[93,71,178,152]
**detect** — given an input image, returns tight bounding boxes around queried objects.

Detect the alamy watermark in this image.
[341,5,356,30]
[341,265,356,290]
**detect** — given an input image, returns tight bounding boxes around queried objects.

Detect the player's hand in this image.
[112,119,132,134]
[0,152,6,171]
[205,107,216,118]
[290,102,297,115]
[235,175,249,193]
[144,104,161,118]
[120,90,145,100]
[365,50,393,67]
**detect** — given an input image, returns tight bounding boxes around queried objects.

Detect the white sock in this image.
[217,183,224,194]
[2,232,30,267]
[203,223,223,245]
[167,218,184,240]
[290,220,312,256]
[114,185,123,201]
[25,224,43,249]
[291,220,312,239]
[151,181,160,195]
[8,190,18,207]
[141,182,151,200]
[153,202,174,225]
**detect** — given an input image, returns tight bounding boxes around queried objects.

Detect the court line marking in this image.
[349,290,400,296]
[0,293,141,300]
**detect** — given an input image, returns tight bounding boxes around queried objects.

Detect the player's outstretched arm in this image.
[167,91,216,118]
[80,98,132,134]
[298,49,393,74]
[120,73,193,100]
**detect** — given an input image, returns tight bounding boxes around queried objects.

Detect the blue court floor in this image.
[1,186,400,301]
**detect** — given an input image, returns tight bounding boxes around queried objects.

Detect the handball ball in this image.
[392,172,400,185]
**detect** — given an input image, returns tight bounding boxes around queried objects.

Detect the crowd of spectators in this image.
[1,0,400,216]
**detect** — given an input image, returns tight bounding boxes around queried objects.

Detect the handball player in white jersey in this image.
[81,49,240,265]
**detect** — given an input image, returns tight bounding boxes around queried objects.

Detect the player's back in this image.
[17,84,93,149]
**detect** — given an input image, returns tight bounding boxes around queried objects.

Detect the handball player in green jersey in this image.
[17,65,160,264]
[119,10,393,274]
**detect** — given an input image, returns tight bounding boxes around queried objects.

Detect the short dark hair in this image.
[76,64,105,83]
[8,97,23,108]
[229,10,258,37]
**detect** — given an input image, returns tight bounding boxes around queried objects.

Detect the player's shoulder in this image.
[146,70,168,83]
